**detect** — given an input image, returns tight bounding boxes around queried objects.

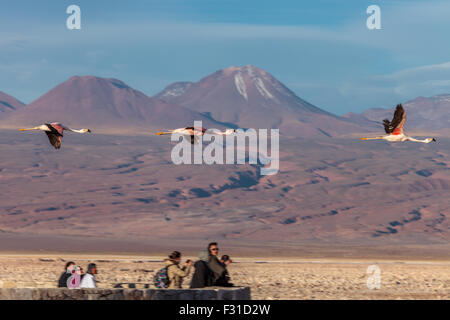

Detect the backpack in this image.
[153,265,173,288]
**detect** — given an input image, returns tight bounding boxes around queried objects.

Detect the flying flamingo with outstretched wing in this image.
[361,104,436,143]
[19,123,91,149]
[157,127,236,144]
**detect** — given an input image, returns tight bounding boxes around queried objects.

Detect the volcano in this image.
[155,65,367,137]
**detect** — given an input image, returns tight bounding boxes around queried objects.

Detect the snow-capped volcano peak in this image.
[223,64,255,74]
[223,65,277,101]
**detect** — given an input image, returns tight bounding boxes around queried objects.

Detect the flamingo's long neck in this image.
[360,136,385,140]
[65,127,87,133]
[19,127,39,131]
[19,125,48,131]
[406,137,432,143]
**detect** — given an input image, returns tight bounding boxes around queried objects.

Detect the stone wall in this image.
[0,287,251,300]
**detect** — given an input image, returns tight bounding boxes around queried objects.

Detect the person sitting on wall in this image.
[57,261,75,288]
[80,263,98,288]
[190,250,214,288]
[166,251,193,289]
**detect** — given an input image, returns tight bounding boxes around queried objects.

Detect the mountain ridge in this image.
[0,91,26,116]
[344,94,450,132]
[2,67,449,135]
[0,76,220,132]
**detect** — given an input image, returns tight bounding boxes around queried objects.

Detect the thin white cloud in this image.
[373,62,450,81]
[334,60,450,111]
[371,61,450,96]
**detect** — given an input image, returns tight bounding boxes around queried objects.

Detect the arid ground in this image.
[1,129,448,299]
[1,130,448,244]
[0,253,448,300]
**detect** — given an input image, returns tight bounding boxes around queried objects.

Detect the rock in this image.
[1,281,16,288]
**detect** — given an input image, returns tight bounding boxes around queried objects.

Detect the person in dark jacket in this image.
[57,261,75,288]
[207,242,226,284]
[190,250,214,288]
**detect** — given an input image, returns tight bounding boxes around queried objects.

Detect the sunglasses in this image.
[211,248,219,251]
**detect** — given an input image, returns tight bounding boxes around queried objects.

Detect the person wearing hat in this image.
[165,251,193,289]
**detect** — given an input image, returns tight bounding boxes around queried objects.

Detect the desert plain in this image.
[0,251,448,300]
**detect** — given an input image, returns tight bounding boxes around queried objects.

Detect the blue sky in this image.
[1,0,450,114]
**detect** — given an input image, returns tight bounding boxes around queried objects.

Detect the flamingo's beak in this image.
[432,138,436,142]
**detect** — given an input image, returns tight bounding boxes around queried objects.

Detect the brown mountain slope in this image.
[1,76,218,133]
[0,91,25,117]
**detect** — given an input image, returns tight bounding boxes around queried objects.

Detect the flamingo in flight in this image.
[361,104,436,143]
[157,127,236,144]
[19,123,91,149]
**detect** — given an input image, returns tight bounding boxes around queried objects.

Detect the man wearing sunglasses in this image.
[207,242,226,285]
